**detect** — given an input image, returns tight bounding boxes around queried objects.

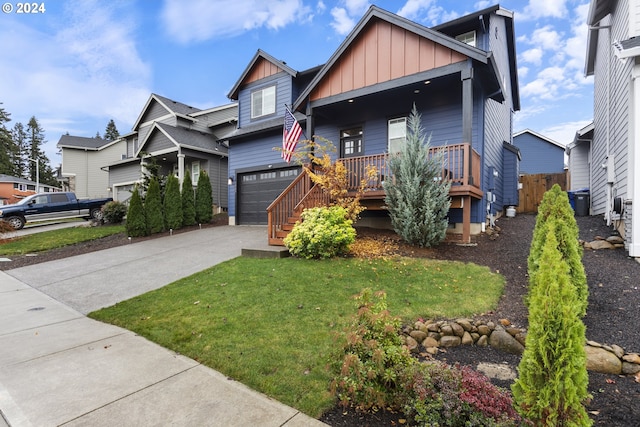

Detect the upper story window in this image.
[251,85,276,119]
[455,30,476,47]
[340,127,363,158]
[388,117,407,154]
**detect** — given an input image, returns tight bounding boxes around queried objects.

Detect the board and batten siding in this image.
[237,73,292,129]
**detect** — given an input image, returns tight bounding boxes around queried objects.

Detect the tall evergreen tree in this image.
[104,119,119,141]
[512,224,591,426]
[181,171,196,227]
[0,104,18,176]
[383,105,451,247]
[164,174,182,230]
[11,122,28,178]
[126,185,148,237]
[26,117,57,188]
[145,177,164,234]
[195,171,213,223]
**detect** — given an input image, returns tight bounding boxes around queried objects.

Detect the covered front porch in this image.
[267,142,482,246]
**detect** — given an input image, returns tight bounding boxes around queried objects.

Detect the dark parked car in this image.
[0,192,113,230]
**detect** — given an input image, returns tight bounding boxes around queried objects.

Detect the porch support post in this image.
[177,153,185,186]
[462,196,471,244]
[461,66,474,186]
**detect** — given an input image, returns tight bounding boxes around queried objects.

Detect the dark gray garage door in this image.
[237,167,300,224]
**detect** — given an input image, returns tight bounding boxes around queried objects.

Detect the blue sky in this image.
[1,0,593,167]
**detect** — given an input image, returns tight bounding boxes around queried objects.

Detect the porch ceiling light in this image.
[348,99,354,103]
[228,177,233,185]
[424,80,431,84]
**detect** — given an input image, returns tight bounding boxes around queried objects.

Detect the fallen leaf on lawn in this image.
[193,301,200,305]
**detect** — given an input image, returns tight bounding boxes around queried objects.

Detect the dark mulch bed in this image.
[2,214,639,425]
[321,214,640,426]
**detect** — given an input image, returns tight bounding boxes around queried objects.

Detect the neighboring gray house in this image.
[57,135,124,199]
[226,5,520,245]
[105,94,237,208]
[585,0,640,259]
[513,129,565,174]
[565,122,593,191]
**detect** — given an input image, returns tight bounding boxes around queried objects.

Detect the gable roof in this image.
[57,134,119,150]
[136,122,228,157]
[132,93,201,130]
[0,174,39,185]
[513,129,565,149]
[228,49,298,100]
[293,5,508,112]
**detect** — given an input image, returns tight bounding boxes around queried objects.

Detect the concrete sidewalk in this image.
[0,226,327,426]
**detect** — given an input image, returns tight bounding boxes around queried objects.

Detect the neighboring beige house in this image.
[57,135,125,199]
[584,0,640,259]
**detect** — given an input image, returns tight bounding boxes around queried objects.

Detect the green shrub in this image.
[101,201,127,224]
[181,171,196,227]
[383,104,451,247]
[284,206,356,259]
[513,225,591,426]
[331,289,523,426]
[330,289,414,411]
[145,177,164,234]
[527,184,588,316]
[164,174,182,230]
[126,185,147,237]
[195,171,213,224]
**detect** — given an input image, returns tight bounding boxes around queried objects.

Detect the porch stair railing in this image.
[266,143,482,246]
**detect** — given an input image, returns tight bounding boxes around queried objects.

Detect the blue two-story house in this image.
[226,4,520,245]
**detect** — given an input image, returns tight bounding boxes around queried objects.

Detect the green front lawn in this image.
[90,255,504,418]
[0,225,125,255]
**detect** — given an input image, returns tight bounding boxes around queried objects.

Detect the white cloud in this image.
[521,48,543,65]
[161,0,310,43]
[343,0,370,15]
[542,119,593,145]
[518,66,530,78]
[0,0,151,161]
[397,0,435,20]
[530,26,563,50]
[330,7,356,35]
[520,0,568,20]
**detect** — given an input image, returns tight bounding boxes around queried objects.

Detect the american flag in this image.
[282,107,303,163]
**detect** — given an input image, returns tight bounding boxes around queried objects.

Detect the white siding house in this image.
[585,0,640,258]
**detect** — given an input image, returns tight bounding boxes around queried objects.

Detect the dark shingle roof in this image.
[57,135,112,150]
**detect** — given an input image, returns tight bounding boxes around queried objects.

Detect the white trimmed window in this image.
[455,31,476,47]
[192,161,200,183]
[388,117,407,153]
[251,85,276,118]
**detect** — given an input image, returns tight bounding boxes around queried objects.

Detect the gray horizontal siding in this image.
[238,73,292,128]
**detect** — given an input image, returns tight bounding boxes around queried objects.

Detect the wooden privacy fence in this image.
[517,172,568,213]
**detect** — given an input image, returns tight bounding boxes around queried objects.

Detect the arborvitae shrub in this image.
[383,105,451,247]
[195,171,213,224]
[101,201,127,224]
[527,184,588,316]
[126,185,147,237]
[164,174,182,230]
[145,177,164,234]
[512,225,591,426]
[283,206,356,259]
[181,171,196,227]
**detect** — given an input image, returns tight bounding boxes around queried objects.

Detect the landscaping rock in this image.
[423,336,438,348]
[406,336,419,353]
[477,335,488,347]
[410,330,427,343]
[488,329,524,355]
[461,331,474,346]
[477,324,491,335]
[585,345,622,374]
[622,362,640,375]
[440,335,461,347]
[451,322,465,337]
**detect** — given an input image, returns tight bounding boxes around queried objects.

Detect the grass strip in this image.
[0,225,125,255]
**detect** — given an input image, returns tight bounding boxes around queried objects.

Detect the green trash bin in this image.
[574,191,590,216]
